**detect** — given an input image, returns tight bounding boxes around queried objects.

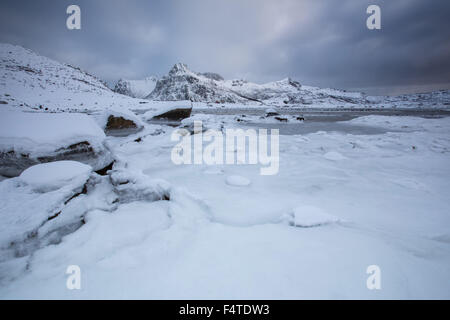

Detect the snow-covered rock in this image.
[95,107,144,136]
[0,164,92,248]
[142,104,193,122]
[19,161,92,193]
[113,76,158,99]
[0,111,112,176]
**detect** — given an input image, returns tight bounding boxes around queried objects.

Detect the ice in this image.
[19,161,92,192]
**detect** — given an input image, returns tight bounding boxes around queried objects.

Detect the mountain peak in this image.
[169,63,190,76]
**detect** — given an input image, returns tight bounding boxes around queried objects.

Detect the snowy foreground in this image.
[0,43,449,299]
[1,112,450,299]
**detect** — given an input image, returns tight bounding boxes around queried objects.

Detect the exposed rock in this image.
[152,107,192,121]
[95,161,115,176]
[0,141,112,177]
[275,116,288,122]
[104,115,142,137]
[265,108,279,117]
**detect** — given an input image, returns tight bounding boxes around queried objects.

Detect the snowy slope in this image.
[114,76,158,99]
[0,43,149,112]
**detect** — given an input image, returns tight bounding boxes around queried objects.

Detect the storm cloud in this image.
[0,0,449,94]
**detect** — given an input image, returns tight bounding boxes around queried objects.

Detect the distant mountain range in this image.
[115,63,450,108]
[1,42,449,111]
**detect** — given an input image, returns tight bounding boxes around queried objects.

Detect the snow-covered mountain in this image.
[0,43,146,112]
[147,63,250,103]
[147,63,308,104]
[1,42,449,110]
[147,62,450,108]
[114,76,158,99]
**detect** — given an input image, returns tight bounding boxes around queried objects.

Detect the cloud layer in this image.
[0,0,449,94]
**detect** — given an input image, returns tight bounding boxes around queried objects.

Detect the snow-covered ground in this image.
[1,112,450,299]
[1,42,450,299]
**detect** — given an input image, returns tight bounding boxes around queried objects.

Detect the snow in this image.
[292,205,339,227]
[19,161,92,192]
[0,111,106,156]
[0,165,93,247]
[1,43,450,299]
[323,151,347,161]
[225,175,251,187]
[1,110,450,299]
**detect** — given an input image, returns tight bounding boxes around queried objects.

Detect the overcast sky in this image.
[0,0,449,95]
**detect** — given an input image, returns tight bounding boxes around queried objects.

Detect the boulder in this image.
[105,115,142,136]
[152,107,192,121]
[0,112,113,177]
[265,108,279,117]
[97,108,144,137]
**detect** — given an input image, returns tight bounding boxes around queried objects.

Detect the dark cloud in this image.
[0,0,449,94]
